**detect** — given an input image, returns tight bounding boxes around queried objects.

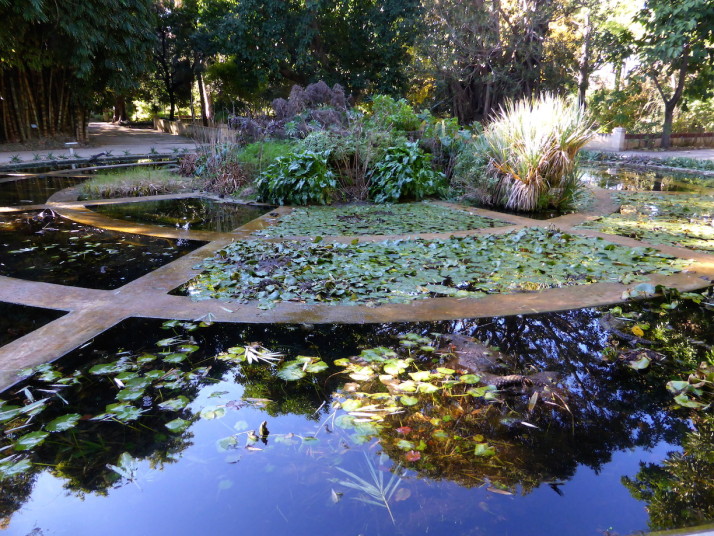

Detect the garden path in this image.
[0,122,196,164]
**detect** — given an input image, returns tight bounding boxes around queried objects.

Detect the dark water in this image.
[0,211,203,289]
[90,198,270,232]
[1,304,710,536]
[0,176,87,206]
[0,301,65,346]
[583,165,714,193]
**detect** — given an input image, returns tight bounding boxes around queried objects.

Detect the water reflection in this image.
[0,211,203,289]
[89,198,270,232]
[582,165,714,193]
[0,301,711,535]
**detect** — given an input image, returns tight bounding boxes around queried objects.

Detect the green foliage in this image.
[369,142,446,203]
[254,202,507,237]
[367,95,422,133]
[237,140,299,180]
[186,228,689,309]
[588,83,661,133]
[256,151,337,205]
[476,94,594,212]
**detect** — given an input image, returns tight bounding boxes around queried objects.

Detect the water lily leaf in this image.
[116,388,145,402]
[436,367,455,375]
[629,356,651,370]
[473,443,496,457]
[105,403,144,422]
[340,399,363,412]
[165,418,191,433]
[156,336,182,347]
[400,395,419,406]
[158,396,189,411]
[276,364,306,381]
[396,439,415,450]
[14,431,49,451]
[46,413,81,432]
[304,360,328,373]
[408,370,432,382]
[666,380,692,394]
[0,458,32,479]
[0,405,21,423]
[418,383,440,394]
[217,436,239,452]
[673,394,705,408]
[459,374,481,384]
[200,406,227,420]
[162,353,187,364]
[89,361,130,375]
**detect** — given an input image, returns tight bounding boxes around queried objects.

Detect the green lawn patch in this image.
[79,168,196,199]
[254,202,509,237]
[185,227,690,308]
[578,192,714,253]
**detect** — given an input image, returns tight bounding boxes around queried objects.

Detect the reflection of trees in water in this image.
[376,309,689,492]
[622,416,714,531]
[1,305,706,524]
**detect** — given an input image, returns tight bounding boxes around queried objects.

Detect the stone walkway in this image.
[0,122,196,164]
[0,177,712,393]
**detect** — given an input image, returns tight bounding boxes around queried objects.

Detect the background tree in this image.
[636,0,714,148]
[0,0,156,143]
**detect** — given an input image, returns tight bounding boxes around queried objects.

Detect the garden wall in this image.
[153,118,238,144]
[624,132,714,150]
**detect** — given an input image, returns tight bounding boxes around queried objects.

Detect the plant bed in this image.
[183,227,689,308]
[79,168,196,199]
[578,192,714,253]
[254,202,509,237]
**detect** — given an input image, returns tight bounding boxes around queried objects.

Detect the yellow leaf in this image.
[631,326,645,337]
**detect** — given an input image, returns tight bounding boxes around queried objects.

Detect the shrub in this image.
[237,140,298,180]
[369,142,446,203]
[476,94,594,212]
[193,142,249,195]
[367,95,422,133]
[256,151,337,205]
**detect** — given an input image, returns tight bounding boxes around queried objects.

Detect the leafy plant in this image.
[369,142,446,203]
[367,95,422,133]
[256,150,337,205]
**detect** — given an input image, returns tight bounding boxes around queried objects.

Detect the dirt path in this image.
[0,122,196,164]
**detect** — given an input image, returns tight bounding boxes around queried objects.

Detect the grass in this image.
[79,167,196,199]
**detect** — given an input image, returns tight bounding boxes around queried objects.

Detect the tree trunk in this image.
[661,102,676,149]
[577,11,592,108]
[113,96,127,122]
[197,69,209,127]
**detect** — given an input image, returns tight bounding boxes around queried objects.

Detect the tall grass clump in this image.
[79,168,194,199]
[476,94,594,212]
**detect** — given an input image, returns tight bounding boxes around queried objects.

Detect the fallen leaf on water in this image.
[487,487,513,496]
[394,488,412,502]
[395,426,412,435]
[405,450,421,462]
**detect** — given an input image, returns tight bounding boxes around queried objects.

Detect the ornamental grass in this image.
[479,94,595,212]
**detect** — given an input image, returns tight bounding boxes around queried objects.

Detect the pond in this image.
[89,198,271,232]
[0,302,65,347]
[1,293,712,536]
[583,166,714,194]
[0,211,203,289]
[0,176,88,206]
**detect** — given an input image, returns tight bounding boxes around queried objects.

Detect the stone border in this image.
[0,182,712,392]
